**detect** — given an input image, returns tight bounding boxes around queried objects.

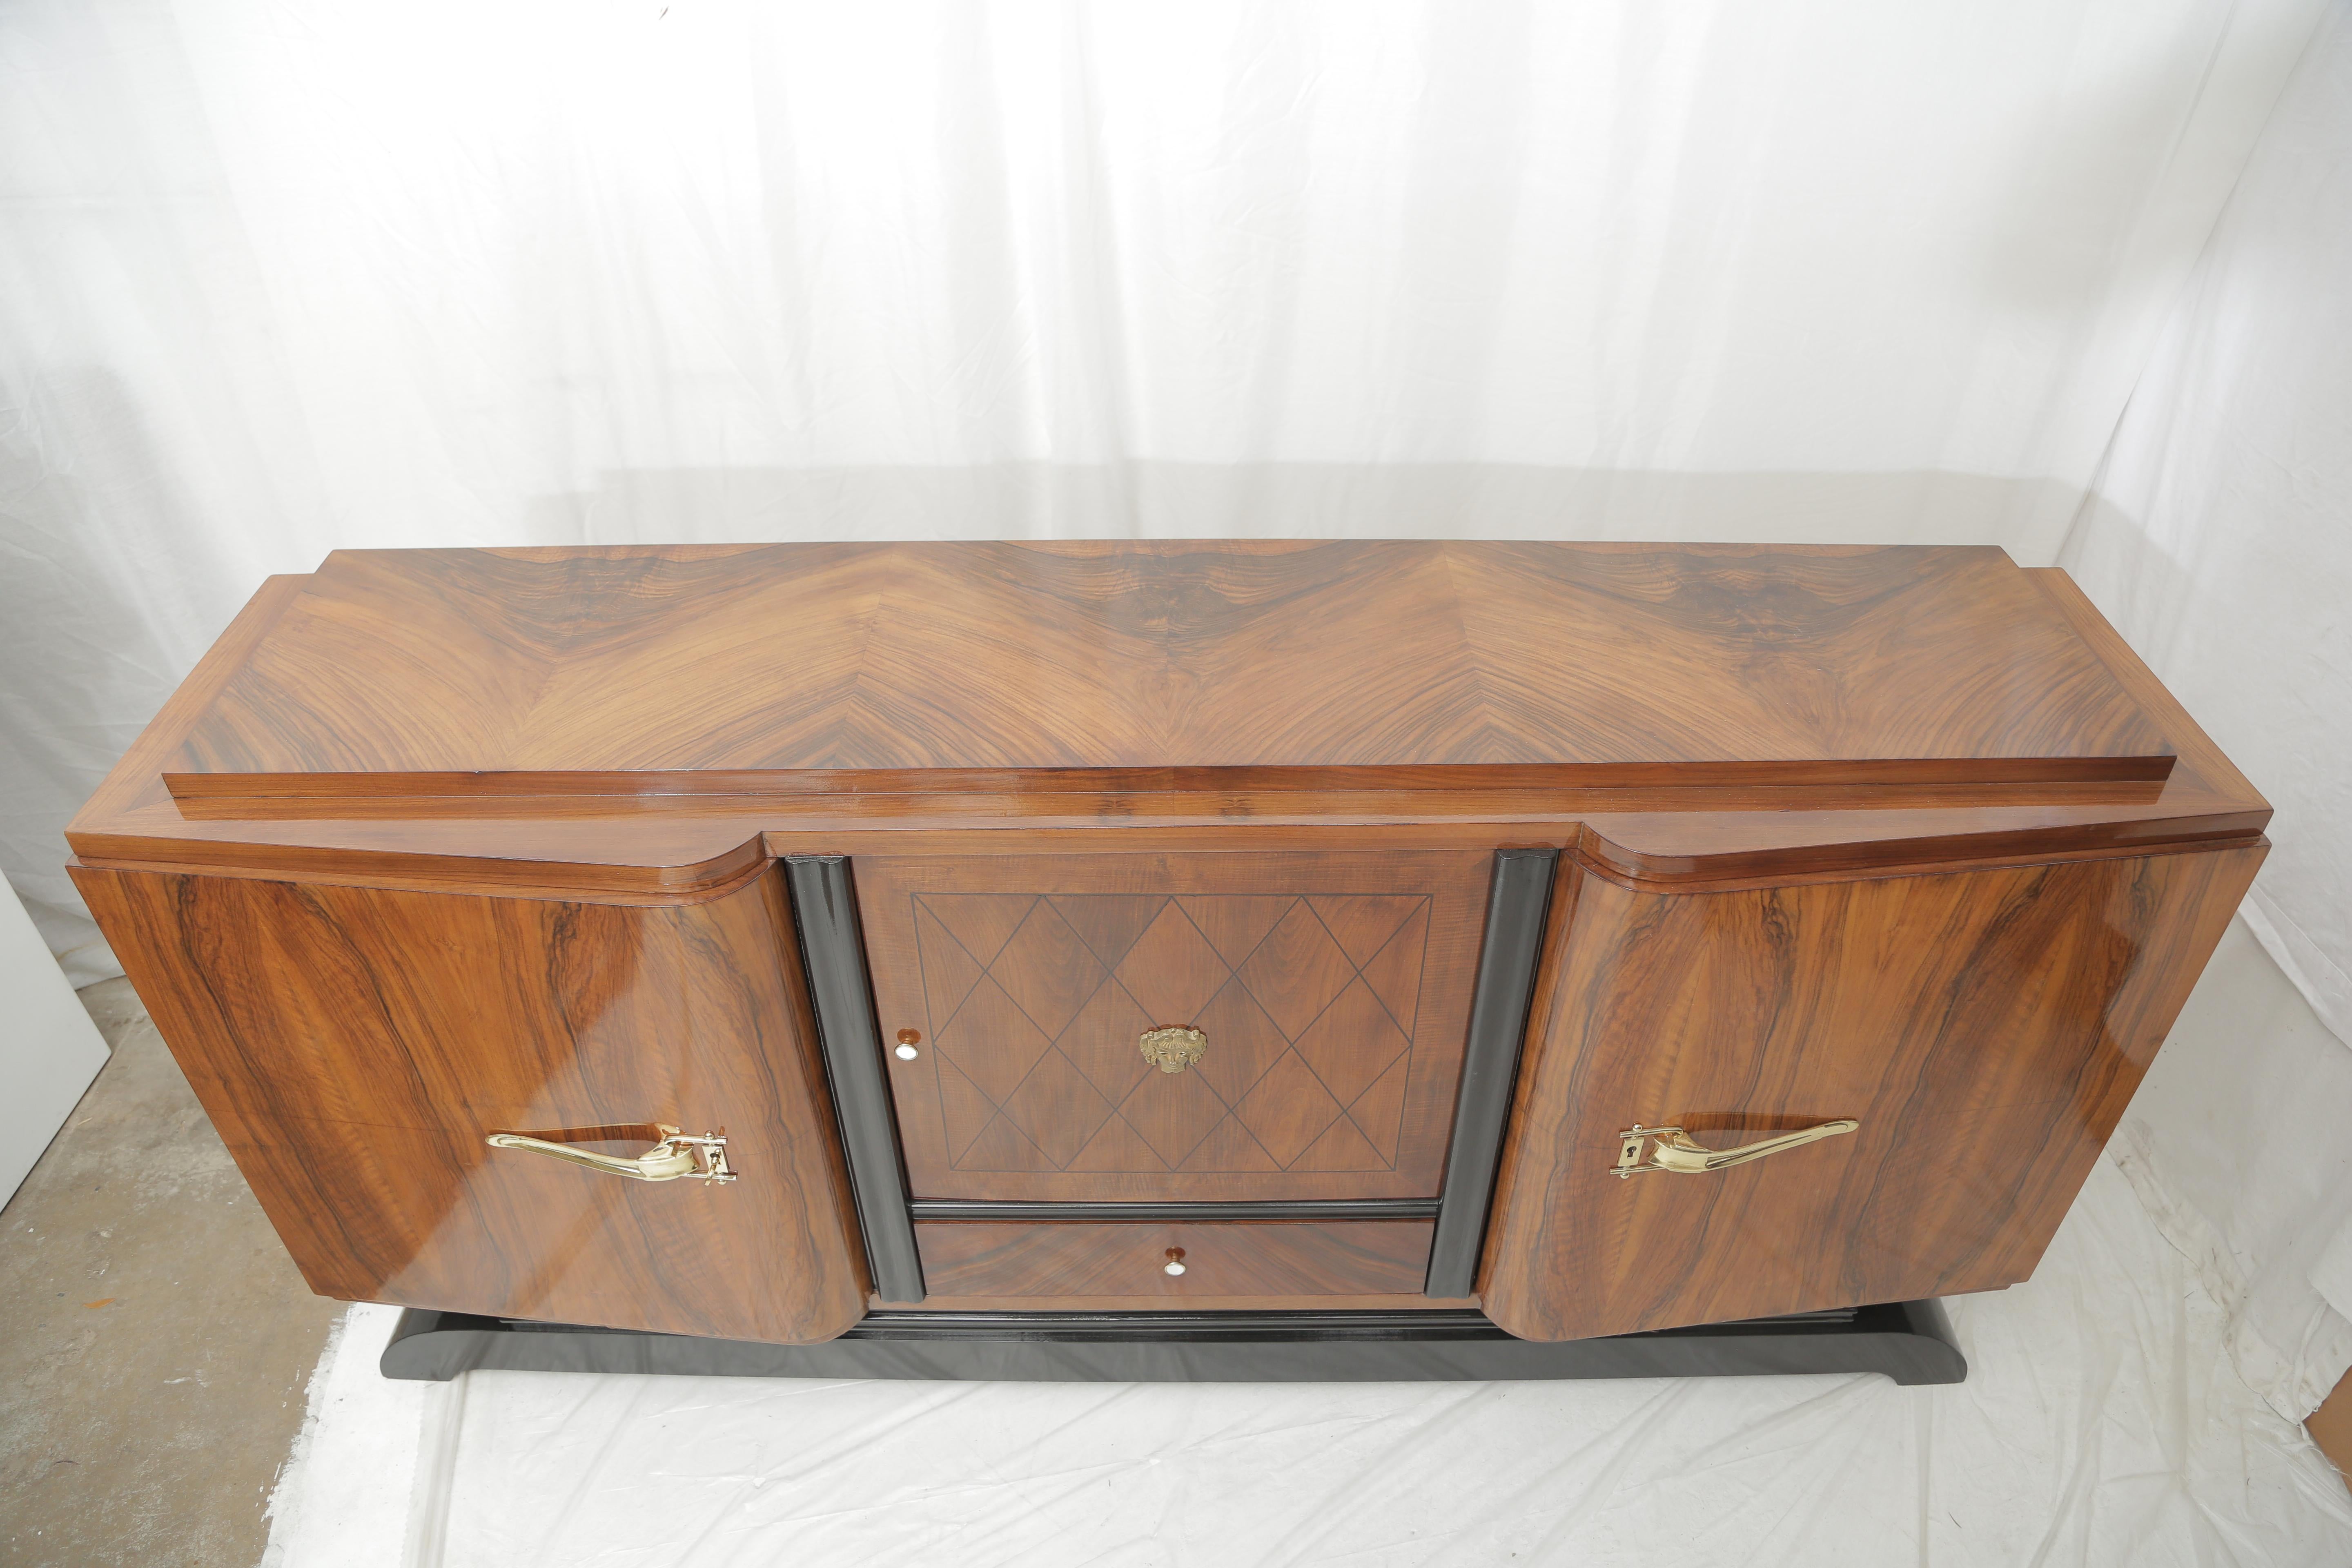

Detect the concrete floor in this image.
[0,979,341,1568]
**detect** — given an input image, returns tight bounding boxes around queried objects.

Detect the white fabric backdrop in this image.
[2059,0,2352,1421]
[0,0,2327,980]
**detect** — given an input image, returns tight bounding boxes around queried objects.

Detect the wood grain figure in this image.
[856,850,1488,1202]
[1477,842,2265,1339]
[61,543,2271,1342]
[73,864,869,1344]
[915,1221,1436,1299]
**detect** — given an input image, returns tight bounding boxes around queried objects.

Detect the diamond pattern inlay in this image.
[1058,981,1158,1103]
[1113,906,1230,1025]
[932,975,1051,1103]
[914,904,986,1025]
[1118,1060,1231,1166]
[987,904,1106,1039]
[1292,978,1410,1106]
[1000,1049,1114,1167]
[1237,904,1356,1037]
[911,891,1431,1174]
[925,894,1035,968]
[1234,1051,1344,1166]
[1049,895,1165,969]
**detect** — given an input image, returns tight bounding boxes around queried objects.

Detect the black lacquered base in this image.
[380,1301,1965,1386]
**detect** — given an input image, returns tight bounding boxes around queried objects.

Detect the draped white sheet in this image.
[0,0,2326,979]
[5,0,2350,1489]
[265,1158,2352,1566]
[2059,0,2352,1422]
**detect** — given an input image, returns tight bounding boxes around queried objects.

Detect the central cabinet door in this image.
[855,851,1494,1201]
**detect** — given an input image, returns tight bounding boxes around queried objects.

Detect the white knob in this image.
[1162,1247,1187,1276]
[894,1043,919,1060]
[1163,1259,1186,1276]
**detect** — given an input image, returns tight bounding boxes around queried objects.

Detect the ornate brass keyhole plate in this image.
[1137,1025,1209,1075]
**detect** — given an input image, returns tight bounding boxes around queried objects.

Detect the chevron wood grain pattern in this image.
[64,548,2272,901]
[914,1220,1436,1299]
[1477,840,2266,1341]
[856,850,1490,1201]
[160,542,2172,796]
[70,864,870,1345]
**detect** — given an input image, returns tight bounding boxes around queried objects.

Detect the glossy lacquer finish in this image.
[60,543,2275,1350]
[856,850,1491,1202]
[66,557,2268,913]
[162,542,2169,793]
[1478,841,2265,1341]
[71,864,869,1344]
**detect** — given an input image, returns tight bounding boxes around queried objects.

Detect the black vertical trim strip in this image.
[1425,847,1560,1298]
[784,855,925,1304]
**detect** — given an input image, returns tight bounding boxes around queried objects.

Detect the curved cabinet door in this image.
[74,865,869,1345]
[1478,842,2263,1341]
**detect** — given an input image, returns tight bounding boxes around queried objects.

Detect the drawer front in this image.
[915,1220,1435,1299]
[856,851,1493,1202]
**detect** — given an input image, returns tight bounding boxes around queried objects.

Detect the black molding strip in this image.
[379,1300,1966,1385]
[1424,847,1560,1298]
[783,855,925,1304]
[911,1200,1440,1223]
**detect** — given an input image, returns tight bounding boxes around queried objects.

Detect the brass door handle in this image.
[486,1123,735,1183]
[1612,1119,1857,1178]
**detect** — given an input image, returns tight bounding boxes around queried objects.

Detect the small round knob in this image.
[1163,1247,1187,1277]
[894,1028,922,1062]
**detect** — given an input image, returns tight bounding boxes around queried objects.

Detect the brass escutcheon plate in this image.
[1137,1025,1208,1074]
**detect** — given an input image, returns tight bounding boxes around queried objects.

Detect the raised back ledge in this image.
[158,754,2178,810]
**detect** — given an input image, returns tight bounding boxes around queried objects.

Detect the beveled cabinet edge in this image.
[66,810,2269,910]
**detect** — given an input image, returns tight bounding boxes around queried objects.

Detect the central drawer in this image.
[914,1220,1437,1299]
[855,851,1494,1203]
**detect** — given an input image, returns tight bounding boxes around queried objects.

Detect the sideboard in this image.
[67,542,2267,1383]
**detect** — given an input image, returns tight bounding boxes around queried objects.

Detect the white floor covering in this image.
[263,1155,2352,1568]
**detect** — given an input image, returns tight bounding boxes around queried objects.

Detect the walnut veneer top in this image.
[167,541,2166,792]
[69,541,2270,901]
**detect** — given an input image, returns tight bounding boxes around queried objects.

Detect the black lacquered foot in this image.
[380,1301,1965,1386]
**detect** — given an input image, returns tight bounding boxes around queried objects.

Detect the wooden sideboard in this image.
[67,542,2267,1363]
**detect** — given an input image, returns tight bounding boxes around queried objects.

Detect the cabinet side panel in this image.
[72,865,869,1343]
[1479,843,2263,1341]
